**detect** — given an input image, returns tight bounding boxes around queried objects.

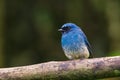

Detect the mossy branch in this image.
[0,56,120,80]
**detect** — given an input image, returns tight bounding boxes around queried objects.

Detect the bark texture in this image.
[0,56,120,80]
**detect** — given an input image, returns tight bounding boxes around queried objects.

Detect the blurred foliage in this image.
[0,0,120,69]
[109,51,120,56]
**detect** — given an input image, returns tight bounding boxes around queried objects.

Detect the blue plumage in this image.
[58,23,92,59]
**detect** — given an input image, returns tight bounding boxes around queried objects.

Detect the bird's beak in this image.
[58,29,64,32]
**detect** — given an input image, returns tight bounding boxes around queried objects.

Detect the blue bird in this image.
[58,23,92,59]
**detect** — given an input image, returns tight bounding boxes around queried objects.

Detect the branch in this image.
[0,56,120,80]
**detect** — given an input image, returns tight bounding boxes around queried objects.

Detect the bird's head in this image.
[58,23,80,34]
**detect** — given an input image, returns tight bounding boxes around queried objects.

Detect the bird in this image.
[58,23,92,59]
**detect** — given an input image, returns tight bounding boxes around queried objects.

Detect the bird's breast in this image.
[61,32,89,59]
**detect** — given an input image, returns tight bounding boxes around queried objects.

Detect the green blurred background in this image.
[0,0,120,68]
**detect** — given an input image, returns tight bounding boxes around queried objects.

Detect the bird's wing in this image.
[84,38,93,58]
[81,31,93,58]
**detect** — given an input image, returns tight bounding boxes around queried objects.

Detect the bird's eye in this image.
[62,26,70,31]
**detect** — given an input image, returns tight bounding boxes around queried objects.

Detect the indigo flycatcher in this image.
[58,23,92,59]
